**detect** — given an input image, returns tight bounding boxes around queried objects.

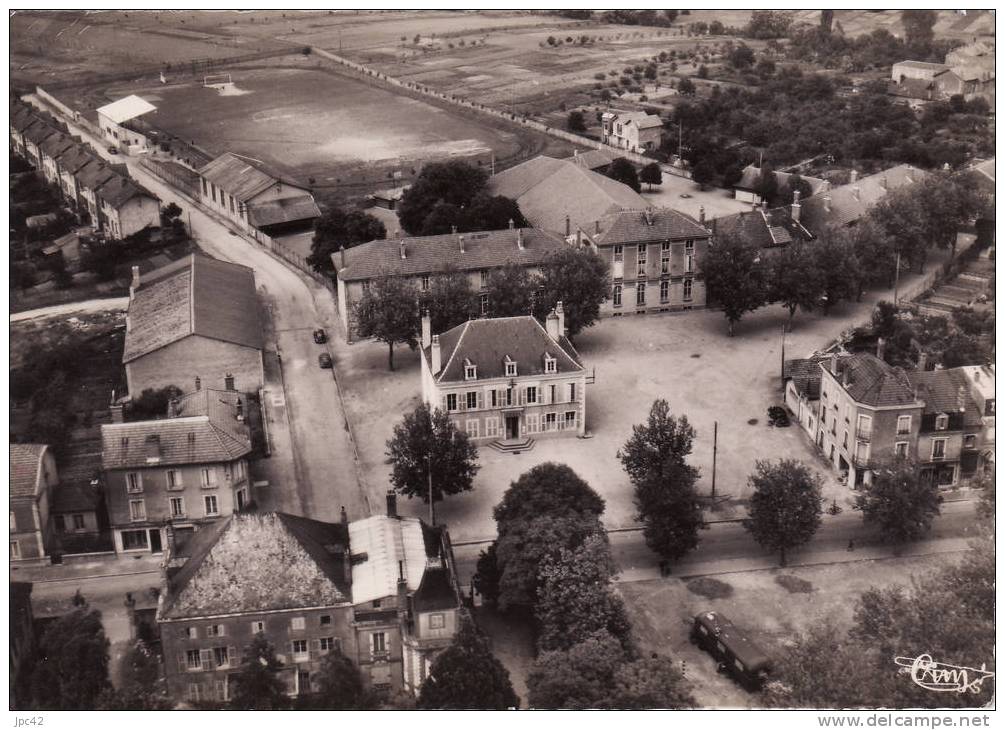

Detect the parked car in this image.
[318,352,333,369]
[690,611,772,691]
[107,146,119,154]
[313,328,327,344]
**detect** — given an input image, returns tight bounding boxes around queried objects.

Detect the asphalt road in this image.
[28,94,372,523]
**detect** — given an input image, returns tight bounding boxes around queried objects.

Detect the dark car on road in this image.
[318,352,333,369]
[691,611,772,691]
[313,328,327,344]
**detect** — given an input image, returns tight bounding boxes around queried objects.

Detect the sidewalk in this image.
[10,551,162,584]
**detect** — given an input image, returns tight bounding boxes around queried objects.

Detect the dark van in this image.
[690,611,772,691]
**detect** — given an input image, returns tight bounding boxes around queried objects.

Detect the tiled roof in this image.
[348,515,429,605]
[427,316,583,383]
[247,195,320,228]
[593,207,710,246]
[198,152,307,202]
[799,164,926,234]
[487,155,649,235]
[337,227,566,282]
[894,60,949,72]
[96,95,156,124]
[161,513,351,619]
[100,390,251,469]
[75,159,128,193]
[826,353,919,408]
[783,355,830,399]
[39,133,75,159]
[608,110,662,129]
[734,165,829,195]
[907,369,983,427]
[22,120,59,146]
[711,206,813,249]
[54,145,98,175]
[567,149,613,171]
[10,444,49,500]
[123,254,263,363]
[412,567,459,612]
[96,175,158,209]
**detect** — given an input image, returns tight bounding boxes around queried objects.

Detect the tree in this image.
[353,274,419,370]
[308,208,386,277]
[418,614,519,709]
[533,248,610,338]
[611,655,696,709]
[815,234,862,314]
[95,640,172,710]
[460,193,528,234]
[618,398,696,484]
[472,542,502,603]
[536,534,632,652]
[743,459,823,566]
[902,10,936,56]
[566,110,587,133]
[27,598,111,709]
[677,77,696,96]
[604,157,641,193]
[528,630,626,709]
[308,650,371,709]
[639,162,662,190]
[729,44,755,69]
[420,269,476,334]
[770,241,823,328]
[778,174,812,205]
[386,403,479,503]
[634,463,703,564]
[484,262,537,317]
[397,160,489,235]
[230,634,290,710]
[754,164,779,204]
[127,385,183,421]
[690,158,716,189]
[160,201,183,226]
[853,459,943,544]
[701,234,768,336]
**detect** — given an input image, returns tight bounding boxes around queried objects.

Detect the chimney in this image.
[508,218,514,229]
[339,245,346,270]
[849,169,858,183]
[546,308,561,341]
[110,404,124,423]
[830,353,838,376]
[576,227,583,248]
[194,376,202,391]
[396,561,408,611]
[823,195,832,213]
[431,334,441,374]
[573,149,578,158]
[386,490,397,518]
[421,310,431,348]
[516,228,524,250]
[842,366,851,388]
[129,265,140,300]
[556,300,566,337]
[876,337,885,361]
[957,385,967,412]
[340,505,348,525]
[399,240,407,259]
[167,398,180,418]
[853,186,861,201]
[235,397,244,422]
[565,214,571,237]
[644,208,653,226]
[458,234,465,253]
[699,206,706,225]
[791,191,801,223]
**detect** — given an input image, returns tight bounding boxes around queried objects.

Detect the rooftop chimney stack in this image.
[339,245,346,270]
[880,176,888,191]
[699,206,706,226]
[167,398,180,419]
[830,353,838,375]
[340,505,348,525]
[791,190,801,223]
[957,385,967,412]
[595,219,601,235]
[576,227,583,249]
[431,334,441,374]
[421,310,431,348]
[508,218,514,229]
[399,240,407,259]
[876,337,885,361]
[235,397,244,422]
[546,308,561,341]
[850,169,858,183]
[458,234,465,253]
[556,300,566,337]
[517,228,524,250]
[386,490,397,518]
[853,186,861,201]
[565,214,571,237]
[129,265,140,300]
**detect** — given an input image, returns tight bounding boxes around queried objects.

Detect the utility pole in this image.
[426,454,435,525]
[711,420,718,499]
[780,325,786,389]
[892,251,901,306]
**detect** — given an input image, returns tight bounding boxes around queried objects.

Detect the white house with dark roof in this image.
[197,152,319,236]
[101,387,253,555]
[601,110,663,153]
[123,254,264,396]
[732,165,830,206]
[419,309,587,444]
[334,226,568,342]
[96,94,157,154]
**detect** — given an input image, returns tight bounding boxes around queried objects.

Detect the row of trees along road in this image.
[354,246,609,370]
[702,174,986,336]
[474,462,695,708]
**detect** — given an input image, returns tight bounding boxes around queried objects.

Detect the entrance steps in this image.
[488,438,535,454]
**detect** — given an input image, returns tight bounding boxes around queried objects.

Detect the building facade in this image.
[419,310,587,442]
[601,111,663,153]
[10,445,59,562]
[96,95,158,155]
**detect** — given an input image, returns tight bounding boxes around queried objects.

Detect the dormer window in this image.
[544,354,557,374]
[935,414,949,431]
[464,359,477,381]
[504,357,517,378]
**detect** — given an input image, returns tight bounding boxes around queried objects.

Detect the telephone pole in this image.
[711,421,718,499]
[892,251,902,306]
[426,455,435,525]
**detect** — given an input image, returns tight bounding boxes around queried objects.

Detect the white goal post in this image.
[203,73,232,87]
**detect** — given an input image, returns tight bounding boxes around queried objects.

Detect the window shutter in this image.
[519,388,525,406]
[289,641,295,658]
[228,646,237,666]
[542,385,549,405]
[200,649,212,670]
[441,395,448,412]
[219,624,226,637]
[178,653,188,672]
[477,391,483,409]
[309,640,317,659]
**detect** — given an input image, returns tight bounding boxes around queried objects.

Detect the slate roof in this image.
[907,369,983,427]
[95,95,156,124]
[825,353,919,408]
[247,195,321,228]
[427,316,583,384]
[337,227,566,282]
[198,152,307,202]
[608,110,663,129]
[39,133,76,160]
[567,149,613,171]
[54,145,98,176]
[160,513,351,619]
[412,568,459,612]
[783,355,830,400]
[592,207,710,246]
[712,206,813,249]
[487,155,649,235]
[123,254,263,363]
[10,444,49,500]
[22,120,59,146]
[734,165,829,195]
[75,159,128,193]
[799,164,926,234]
[348,515,429,605]
[96,176,158,209]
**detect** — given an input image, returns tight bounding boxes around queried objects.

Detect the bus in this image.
[690,611,772,691]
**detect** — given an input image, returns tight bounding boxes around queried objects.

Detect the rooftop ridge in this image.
[437,320,473,384]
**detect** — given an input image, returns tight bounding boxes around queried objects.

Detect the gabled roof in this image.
[198,152,307,202]
[75,159,128,193]
[893,60,949,72]
[783,354,831,400]
[799,164,927,234]
[712,205,813,249]
[123,254,263,363]
[608,110,662,129]
[427,316,583,384]
[10,444,50,500]
[348,515,429,605]
[824,353,919,408]
[337,227,566,282]
[160,513,351,619]
[567,149,613,171]
[907,369,983,427]
[487,155,649,235]
[21,119,59,146]
[39,133,76,160]
[96,175,159,209]
[412,567,459,612]
[100,390,251,470]
[247,195,321,228]
[54,145,98,176]
[592,207,710,246]
[733,165,829,196]
[95,95,156,124]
